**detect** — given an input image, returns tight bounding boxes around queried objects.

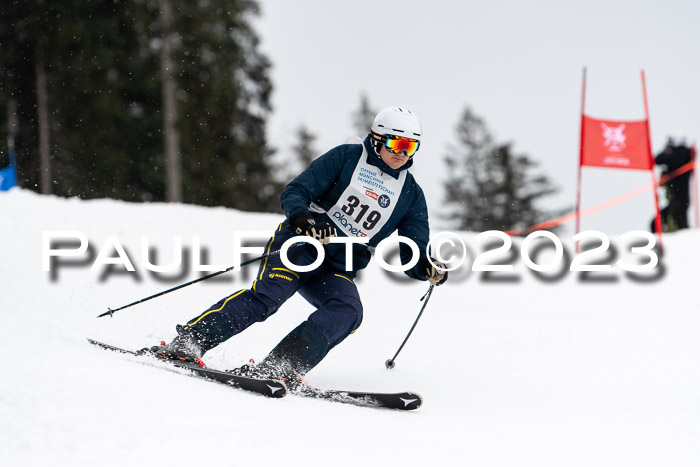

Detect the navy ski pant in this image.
[183,225,363,366]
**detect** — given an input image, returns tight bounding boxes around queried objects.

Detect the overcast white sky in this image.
[254,0,700,235]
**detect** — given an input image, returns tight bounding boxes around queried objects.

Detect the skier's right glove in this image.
[422,257,448,286]
[289,211,337,245]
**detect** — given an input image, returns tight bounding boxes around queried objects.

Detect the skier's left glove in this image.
[289,211,337,245]
[421,257,448,286]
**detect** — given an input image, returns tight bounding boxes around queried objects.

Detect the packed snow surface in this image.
[1,188,699,466]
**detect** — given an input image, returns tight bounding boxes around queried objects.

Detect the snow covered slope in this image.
[1,188,699,467]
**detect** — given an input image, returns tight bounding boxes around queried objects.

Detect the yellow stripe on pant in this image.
[185,289,247,328]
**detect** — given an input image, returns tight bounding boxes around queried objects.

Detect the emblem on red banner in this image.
[581,116,652,170]
[601,123,626,152]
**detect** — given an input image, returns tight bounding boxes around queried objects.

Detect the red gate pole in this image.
[641,70,663,251]
[692,144,699,228]
[575,67,587,253]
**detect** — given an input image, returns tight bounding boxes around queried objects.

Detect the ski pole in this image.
[385,284,435,369]
[97,243,303,318]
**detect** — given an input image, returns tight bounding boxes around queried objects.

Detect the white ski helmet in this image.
[371,107,422,141]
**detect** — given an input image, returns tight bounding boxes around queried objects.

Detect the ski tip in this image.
[399,393,422,410]
[264,382,288,398]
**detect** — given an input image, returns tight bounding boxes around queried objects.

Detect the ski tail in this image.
[87,338,287,398]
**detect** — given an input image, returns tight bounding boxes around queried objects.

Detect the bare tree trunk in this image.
[35,55,52,194]
[7,98,18,135]
[3,98,19,189]
[159,0,182,203]
[7,98,18,159]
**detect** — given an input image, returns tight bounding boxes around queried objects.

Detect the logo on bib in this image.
[332,211,368,237]
[378,194,391,209]
[365,190,379,201]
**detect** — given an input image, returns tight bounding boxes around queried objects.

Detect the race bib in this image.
[325,146,407,241]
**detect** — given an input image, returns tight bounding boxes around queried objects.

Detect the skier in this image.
[151,107,448,388]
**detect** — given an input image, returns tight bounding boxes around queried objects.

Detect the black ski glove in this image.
[289,211,337,245]
[421,257,448,286]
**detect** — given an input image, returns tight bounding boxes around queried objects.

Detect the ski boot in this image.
[146,325,205,366]
[228,359,309,392]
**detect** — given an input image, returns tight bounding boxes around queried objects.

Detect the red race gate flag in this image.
[580,116,652,170]
[575,69,662,252]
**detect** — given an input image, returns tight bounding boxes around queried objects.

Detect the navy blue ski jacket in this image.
[280,135,430,280]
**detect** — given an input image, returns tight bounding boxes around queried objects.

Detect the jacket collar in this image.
[363,135,414,179]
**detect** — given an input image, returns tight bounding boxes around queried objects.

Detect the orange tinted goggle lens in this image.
[385,136,420,157]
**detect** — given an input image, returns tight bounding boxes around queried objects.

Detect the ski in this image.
[87,338,287,398]
[88,339,420,409]
[295,386,422,410]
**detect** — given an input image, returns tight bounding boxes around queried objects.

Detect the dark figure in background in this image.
[652,135,694,232]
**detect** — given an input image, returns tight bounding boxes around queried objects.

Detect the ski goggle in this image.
[384,135,420,157]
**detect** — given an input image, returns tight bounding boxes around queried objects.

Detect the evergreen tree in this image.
[171,0,281,211]
[51,0,164,201]
[444,107,560,232]
[274,124,317,185]
[0,0,45,190]
[292,125,318,170]
[351,92,376,136]
[0,0,281,211]
[1,1,172,201]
